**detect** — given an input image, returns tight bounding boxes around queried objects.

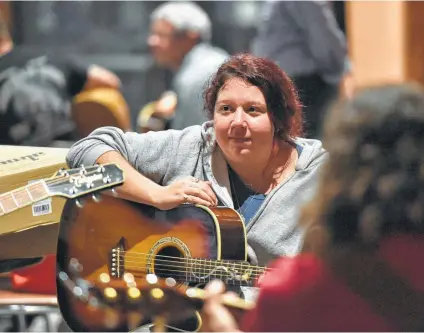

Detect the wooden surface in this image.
[0,289,57,306]
[346,1,424,88]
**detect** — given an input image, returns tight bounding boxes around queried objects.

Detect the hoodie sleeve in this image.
[66,126,203,184]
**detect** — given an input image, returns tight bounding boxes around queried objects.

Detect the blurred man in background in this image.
[0,13,121,146]
[145,1,229,130]
[252,1,353,139]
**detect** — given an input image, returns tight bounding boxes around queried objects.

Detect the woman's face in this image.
[213,77,274,163]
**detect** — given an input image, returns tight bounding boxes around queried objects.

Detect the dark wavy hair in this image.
[301,83,424,255]
[203,53,303,140]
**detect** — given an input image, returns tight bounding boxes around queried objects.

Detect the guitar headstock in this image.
[91,274,203,319]
[58,269,201,331]
[47,164,124,199]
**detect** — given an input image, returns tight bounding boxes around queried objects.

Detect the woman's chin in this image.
[231,147,253,158]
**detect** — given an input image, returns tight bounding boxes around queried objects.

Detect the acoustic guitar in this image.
[56,196,267,332]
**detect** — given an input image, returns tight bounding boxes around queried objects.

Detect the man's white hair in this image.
[151,1,212,42]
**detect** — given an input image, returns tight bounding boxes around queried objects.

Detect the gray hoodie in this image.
[67,121,327,267]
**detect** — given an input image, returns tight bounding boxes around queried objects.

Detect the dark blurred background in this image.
[7,1,280,128]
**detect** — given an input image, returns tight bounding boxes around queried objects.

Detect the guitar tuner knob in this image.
[69,187,78,195]
[165,277,177,287]
[69,258,83,274]
[146,274,158,285]
[127,287,141,300]
[150,288,164,300]
[75,199,84,209]
[99,273,111,284]
[92,193,102,203]
[110,188,118,197]
[104,287,118,301]
[123,272,135,284]
[73,286,84,297]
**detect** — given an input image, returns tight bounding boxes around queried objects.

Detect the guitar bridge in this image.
[109,237,125,278]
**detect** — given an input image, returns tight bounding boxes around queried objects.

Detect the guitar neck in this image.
[0,180,51,216]
[0,164,125,217]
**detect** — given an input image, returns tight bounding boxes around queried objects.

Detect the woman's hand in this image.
[201,280,242,332]
[154,176,218,210]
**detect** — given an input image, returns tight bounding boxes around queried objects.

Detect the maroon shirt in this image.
[242,234,424,331]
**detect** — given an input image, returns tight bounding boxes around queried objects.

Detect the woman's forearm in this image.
[96,150,162,207]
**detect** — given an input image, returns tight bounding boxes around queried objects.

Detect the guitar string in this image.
[122,258,268,275]
[123,263,267,278]
[108,251,269,274]
[117,250,269,270]
[122,265,266,282]
[64,251,270,276]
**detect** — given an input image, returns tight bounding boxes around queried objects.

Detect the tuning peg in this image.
[69,186,78,195]
[98,273,111,284]
[127,287,142,301]
[79,164,87,176]
[75,198,84,208]
[68,258,83,274]
[104,287,118,301]
[97,165,106,173]
[123,272,135,286]
[92,193,102,203]
[165,277,177,287]
[58,168,67,176]
[86,182,94,189]
[103,176,111,184]
[146,274,158,285]
[110,188,118,197]
[150,288,164,301]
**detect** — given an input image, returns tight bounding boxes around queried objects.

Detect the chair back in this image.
[71,88,131,137]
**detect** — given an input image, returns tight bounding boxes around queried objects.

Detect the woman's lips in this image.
[229,137,251,144]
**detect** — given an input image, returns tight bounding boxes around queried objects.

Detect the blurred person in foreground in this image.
[201,83,424,332]
[252,1,354,139]
[67,53,327,283]
[142,1,229,131]
[0,14,121,146]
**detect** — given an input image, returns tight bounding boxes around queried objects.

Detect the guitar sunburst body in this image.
[56,196,249,332]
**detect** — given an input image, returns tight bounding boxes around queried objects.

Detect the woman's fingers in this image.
[187,179,218,206]
[183,193,214,207]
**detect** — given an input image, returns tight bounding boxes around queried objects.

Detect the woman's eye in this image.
[220,105,231,112]
[248,106,258,113]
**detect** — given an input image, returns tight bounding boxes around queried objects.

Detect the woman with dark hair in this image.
[201,83,424,332]
[66,53,326,269]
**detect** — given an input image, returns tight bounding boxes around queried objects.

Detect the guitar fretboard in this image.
[186,258,267,286]
[0,181,49,216]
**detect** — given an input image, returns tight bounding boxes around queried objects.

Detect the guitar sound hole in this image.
[154,246,185,282]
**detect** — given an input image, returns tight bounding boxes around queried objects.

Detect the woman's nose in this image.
[231,107,247,127]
